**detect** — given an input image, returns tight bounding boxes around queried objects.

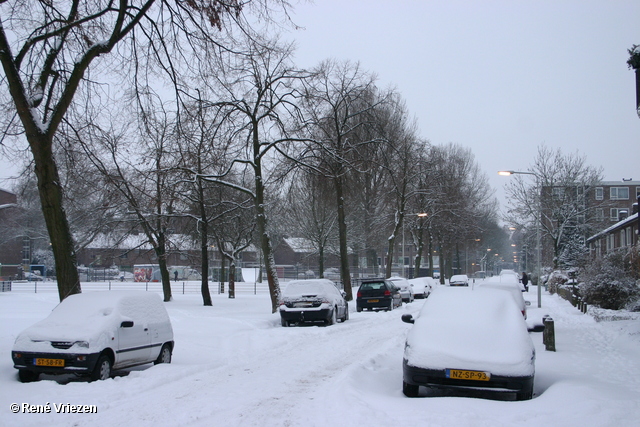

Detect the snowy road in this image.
[1,284,640,426]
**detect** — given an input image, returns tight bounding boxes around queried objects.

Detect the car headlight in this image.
[75,341,90,348]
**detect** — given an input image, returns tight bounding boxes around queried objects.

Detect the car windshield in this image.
[359,282,386,291]
[283,280,335,297]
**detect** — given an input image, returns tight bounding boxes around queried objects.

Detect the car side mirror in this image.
[525,301,531,306]
[528,324,545,333]
[121,321,134,328]
[341,291,347,298]
[401,314,415,324]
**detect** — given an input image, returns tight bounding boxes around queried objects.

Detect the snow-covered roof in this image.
[586,212,638,242]
[284,237,316,253]
[84,233,199,251]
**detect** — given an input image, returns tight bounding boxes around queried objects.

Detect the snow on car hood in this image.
[282,279,339,299]
[404,287,534,377]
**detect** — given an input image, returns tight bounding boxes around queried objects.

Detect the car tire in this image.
[91,355,112,381]
[327,307,337,325]
[403,381,419,397]
[356,306,362,313]
[154,343,172,365]
[516,386,533,401]
[343,304,349,321]
[18,369,39,383]
[281,318,289,327]
[387,301,394,311]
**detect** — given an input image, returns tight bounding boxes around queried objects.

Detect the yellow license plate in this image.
[35,358,65,367]
[446,369,490,381]
[368,299,379,303]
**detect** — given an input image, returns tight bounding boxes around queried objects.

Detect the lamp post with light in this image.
[499,170,543,308]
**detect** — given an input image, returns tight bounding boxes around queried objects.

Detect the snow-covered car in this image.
[477,277,530,319]
[401,287,535,400]
[356,279,403,312]
[12,291,174,383]
[388,276,414,303]
[449,274,469,286]
[279,279,349,326]
[499,269,526,291]
[407,277,436,299]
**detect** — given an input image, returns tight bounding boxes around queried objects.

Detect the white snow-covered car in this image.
[401,287,535,400]
[388,276,414,303]
[449,274,469,286]
[408,277,437,299]
[477,277,530,319]
[279,279,348,326]
[12,291,174,382]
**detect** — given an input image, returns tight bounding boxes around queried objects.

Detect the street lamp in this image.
[499,170,543,308]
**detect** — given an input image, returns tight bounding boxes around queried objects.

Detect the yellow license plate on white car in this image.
[35,358,64,367]
[446,369,490,381]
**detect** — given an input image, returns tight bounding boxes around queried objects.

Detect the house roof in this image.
[586,212,638,243]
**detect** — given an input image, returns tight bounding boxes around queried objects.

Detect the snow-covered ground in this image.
[1,281,640,427]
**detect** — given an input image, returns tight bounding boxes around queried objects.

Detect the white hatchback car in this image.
[12,291,174,382]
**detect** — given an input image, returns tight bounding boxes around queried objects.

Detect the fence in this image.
[9,280,271,295]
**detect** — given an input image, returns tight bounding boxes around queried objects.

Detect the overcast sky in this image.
[2,1,638,214]
[286,0,640,212]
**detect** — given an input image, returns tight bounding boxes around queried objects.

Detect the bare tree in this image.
[504,145,605,269]
[0,0,258,301]
[300,60,388,300]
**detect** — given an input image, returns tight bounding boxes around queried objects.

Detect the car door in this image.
[117,319,151,366]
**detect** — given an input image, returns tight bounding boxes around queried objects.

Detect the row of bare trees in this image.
[1,1,500,312]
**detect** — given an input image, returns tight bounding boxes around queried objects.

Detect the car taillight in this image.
[384,290,391,296]
[357,291,362,298]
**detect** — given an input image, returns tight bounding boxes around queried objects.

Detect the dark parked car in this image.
[401,287,535,400]
[279,279,349,326]
[356,279,403,312]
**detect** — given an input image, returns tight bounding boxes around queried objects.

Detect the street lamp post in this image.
[499,170,543,308]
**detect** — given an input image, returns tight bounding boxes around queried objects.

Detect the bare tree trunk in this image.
[228,261,236,299]
[335,176,353,300]
[32,140,82,301]
[200,233,213,306]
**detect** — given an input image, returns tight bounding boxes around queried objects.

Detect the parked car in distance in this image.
[388,276,414,303]
[449,274,469,286]
[407,277,436,299]
[477,278,530,319]
[279,279,348,326]
[499,269,526,291]
[401,287,535,400]
[12,291,174,383]
[356,279,403,312]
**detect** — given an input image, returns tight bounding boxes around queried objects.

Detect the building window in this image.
[610,208,627,221]
[595,208,604,221]
[610,187,629,200]
[595,187,603,200]
[636,187,640,199]
[552,187,563,200]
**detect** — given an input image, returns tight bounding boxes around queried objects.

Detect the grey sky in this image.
[286,0,640,211]
[2,1,638,213]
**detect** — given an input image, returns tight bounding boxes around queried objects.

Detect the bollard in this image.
[542,315,556,351]
[582,302,588,314]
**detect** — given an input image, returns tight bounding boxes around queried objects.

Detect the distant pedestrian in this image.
[521,271,529,291]
[174,270,178,281]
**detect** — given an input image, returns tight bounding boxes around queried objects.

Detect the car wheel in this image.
[281,318,289,327]
[516,386,533,401]
[403,381,419,397]
[356,305,362,313]
[343,304,349,321]
[327,307,337,325]
[18,369,39,383]
[154,343,172,365]
[91,355,112,381]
